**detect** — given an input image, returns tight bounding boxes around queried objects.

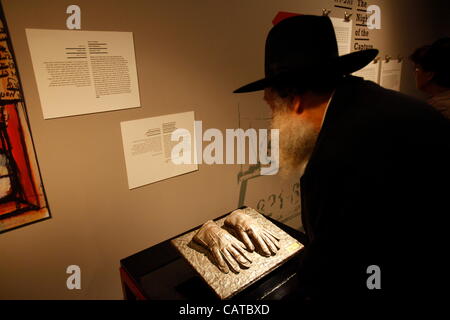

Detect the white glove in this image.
[193,220,252,273]
[224,209,280,257]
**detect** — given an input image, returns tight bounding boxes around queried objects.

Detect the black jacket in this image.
[296,76,450,304]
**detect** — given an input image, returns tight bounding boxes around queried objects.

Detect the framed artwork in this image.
[0,6,50,233]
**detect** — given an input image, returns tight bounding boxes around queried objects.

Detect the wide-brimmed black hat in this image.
[233,15,378,93]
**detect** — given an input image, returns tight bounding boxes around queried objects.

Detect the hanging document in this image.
[120,111,198,189]
[353,60,380,84]
[26,29,140,119]
[380,59,403,91]
[330,17,352,55]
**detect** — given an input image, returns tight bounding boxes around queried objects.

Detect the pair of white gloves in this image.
[193,209,280,273]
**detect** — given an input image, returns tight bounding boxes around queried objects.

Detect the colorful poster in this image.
[0,18,20,100]
[0,11,50,233]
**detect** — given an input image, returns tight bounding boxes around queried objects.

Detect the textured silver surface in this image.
[171,207,304,299]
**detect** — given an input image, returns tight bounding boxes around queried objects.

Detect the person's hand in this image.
[224,209,280,257]
[193,220,252,273]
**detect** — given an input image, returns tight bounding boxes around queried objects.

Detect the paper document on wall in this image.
[380,59,402,91]
[353,61,380,83]
[330,17,352,55]
[120,111,198,189]
[26,29,140,119]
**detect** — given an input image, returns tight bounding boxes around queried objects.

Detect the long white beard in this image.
[270,105,320,178]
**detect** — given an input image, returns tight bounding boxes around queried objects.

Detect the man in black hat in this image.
[234,15,450,304]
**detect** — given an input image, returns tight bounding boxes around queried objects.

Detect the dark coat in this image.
[296,75,450,304]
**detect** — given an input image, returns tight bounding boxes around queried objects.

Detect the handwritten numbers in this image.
[268,194,276,208]
[257,199,266,212]
[256,183,300,219]
[290,183,300,205]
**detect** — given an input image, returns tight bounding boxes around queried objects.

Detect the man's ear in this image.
[424,71,435,83]
[292,96,303,114]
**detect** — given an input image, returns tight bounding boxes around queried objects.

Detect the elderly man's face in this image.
[264,88,319,178]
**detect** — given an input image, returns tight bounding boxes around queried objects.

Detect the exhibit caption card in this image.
[380,59,403,92]
[26,29,140,119]
[330,17,352,55]
[120,111,198,189]
[353,60,380,83]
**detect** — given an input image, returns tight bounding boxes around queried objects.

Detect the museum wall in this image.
[0,0,447,299]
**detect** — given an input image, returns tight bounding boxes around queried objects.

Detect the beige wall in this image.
[0,0,446,299]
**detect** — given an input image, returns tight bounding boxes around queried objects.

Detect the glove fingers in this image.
[262,233,278,255]
[250,230,271,257]
[212,247,229,273]
[232,242,252,263]
[221,248,241,273]
[228,246,251,268]
[239,230,255,252]
[266,229,280,241]
[264,231,280,250]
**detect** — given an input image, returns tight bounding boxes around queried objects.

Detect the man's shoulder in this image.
[339,76,428,111]
[333,76,446,128]
[318,76,450,163]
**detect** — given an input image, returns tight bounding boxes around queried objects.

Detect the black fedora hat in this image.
[233,15,378,93]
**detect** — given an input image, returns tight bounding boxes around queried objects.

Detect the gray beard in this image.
[270,108,320,178]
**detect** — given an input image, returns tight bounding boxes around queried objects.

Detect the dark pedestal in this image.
[120,210,306,300]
